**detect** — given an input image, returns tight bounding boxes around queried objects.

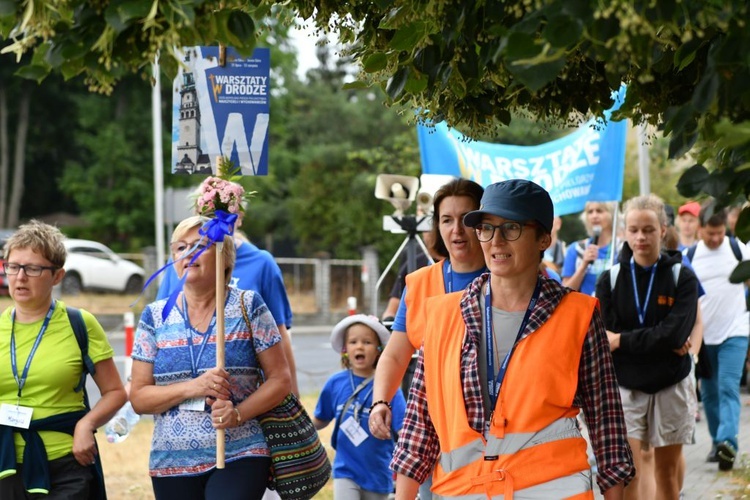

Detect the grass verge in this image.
[729,452,750,498]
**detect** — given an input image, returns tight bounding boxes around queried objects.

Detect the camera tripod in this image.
[373,214,434,316]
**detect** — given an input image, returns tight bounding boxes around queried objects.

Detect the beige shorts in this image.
[619,374,697,449]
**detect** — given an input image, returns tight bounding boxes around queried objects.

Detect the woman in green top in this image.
[0,221,126,499]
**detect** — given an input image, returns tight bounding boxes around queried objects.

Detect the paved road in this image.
[592,393,750,499]
[96,318,750,497]
[680,393,750,499]
[95,321,340,397]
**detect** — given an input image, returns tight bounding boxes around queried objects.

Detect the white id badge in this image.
[179,397,206,411]
[0,404,33,429]
[340,416,368,447]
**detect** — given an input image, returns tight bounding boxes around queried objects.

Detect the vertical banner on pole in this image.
[168,45,271,468]
[171,47,271,176]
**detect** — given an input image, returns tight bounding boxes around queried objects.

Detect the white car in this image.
[62,239,145,295]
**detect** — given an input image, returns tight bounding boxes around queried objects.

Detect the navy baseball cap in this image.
[463,179,554,233]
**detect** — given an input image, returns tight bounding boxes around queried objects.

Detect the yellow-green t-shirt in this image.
[0,301,115,461]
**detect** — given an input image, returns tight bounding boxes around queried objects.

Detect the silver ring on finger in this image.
[219,416,223,424]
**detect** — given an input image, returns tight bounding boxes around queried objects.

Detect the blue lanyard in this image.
[484,279,541,410]
[630,256,658,326]
[347,371,374,421]
[444,260,453,293]
[10,301,56,399]
[182,294,216,378]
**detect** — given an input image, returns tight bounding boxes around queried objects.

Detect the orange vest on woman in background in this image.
[422,291,597,500]
[404,260,446,349]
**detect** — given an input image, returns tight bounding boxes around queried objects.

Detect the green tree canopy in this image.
[4,0,750,239]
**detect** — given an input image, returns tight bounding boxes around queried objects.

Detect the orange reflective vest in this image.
[404,260,446,349]
[422,290,597,500]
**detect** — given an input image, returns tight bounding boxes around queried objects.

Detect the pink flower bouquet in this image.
[195,176,247,216]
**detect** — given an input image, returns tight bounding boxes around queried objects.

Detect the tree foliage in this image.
[3,0,750,208]
[58,80,157,248]
[621,130,686,208]
[6,0,750,268]
[254,43,420,260]
[0,52,82,228]
[0,0,273,93]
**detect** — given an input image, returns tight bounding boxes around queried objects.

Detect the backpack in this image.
[67,306,96,410]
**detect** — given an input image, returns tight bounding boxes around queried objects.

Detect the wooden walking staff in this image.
[215,156,227,469]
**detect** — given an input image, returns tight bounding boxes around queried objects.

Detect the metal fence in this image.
[138,248,388,323]
[277,257,377,322]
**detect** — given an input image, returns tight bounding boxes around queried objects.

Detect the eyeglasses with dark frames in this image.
[474,222,536,242]
[3,263,59,277]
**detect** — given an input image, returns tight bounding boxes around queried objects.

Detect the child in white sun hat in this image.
[312,314,406,500]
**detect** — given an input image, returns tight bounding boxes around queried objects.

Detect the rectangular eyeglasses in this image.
[474,222,535,242]
[3,263,59,277]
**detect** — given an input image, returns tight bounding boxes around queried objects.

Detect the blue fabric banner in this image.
[417,87,627,216]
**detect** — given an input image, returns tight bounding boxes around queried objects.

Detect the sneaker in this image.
[717,441,736,471]
[706,444,719,463]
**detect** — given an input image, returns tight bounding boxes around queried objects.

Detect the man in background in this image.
[677,201,701,250]
[687,202,750,471]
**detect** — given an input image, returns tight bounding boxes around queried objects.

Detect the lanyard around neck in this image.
[346,370,374,421]
[484,278,541,410]
[630,256,658,326]
[444,260,453,293]
[10,301,56,400]
[182,294,216,378]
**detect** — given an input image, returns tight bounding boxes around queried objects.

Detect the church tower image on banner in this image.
[174,51,212,174]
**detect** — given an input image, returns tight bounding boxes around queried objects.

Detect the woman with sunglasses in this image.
[0,220,127,499]
[129,215,291,500]
[369,178,486,499]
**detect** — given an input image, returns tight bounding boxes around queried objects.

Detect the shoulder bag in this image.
[240,292,332,499]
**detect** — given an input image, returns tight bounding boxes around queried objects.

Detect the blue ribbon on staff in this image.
[136,210,238,320]
[199,210,237,243]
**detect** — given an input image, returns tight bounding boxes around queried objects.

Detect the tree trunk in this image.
[7,87,31,229]
[0,81,8,227]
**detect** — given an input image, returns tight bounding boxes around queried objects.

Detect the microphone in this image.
[592,225,602,246]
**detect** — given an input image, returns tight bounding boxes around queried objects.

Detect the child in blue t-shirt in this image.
[313,315,406,499]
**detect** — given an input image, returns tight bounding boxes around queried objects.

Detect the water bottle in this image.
[104,401,140,443]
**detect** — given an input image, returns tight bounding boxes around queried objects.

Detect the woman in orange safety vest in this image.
[370,179,487,500]
[390,180,635,500]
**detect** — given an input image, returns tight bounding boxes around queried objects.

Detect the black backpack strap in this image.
[66,307,108,500]
[67,306,96,409]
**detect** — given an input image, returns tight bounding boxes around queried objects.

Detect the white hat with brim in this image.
[330,314,391,353]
